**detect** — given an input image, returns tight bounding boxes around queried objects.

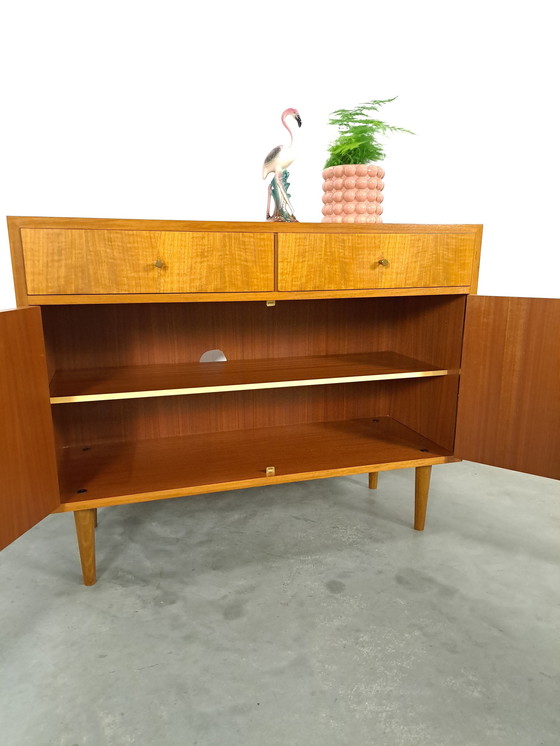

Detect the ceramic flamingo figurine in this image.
[263,108,302,222]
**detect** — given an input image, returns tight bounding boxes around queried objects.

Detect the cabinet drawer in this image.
[21,229,275,294]
[277,233,476,291]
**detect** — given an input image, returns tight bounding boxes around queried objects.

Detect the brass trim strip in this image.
[50,369,453,404]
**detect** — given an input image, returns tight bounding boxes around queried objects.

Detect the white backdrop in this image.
[1,0,558,309]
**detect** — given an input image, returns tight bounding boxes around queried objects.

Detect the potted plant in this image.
[322,97,413,223]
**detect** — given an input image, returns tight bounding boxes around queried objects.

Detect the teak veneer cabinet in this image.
[2,218,559,585]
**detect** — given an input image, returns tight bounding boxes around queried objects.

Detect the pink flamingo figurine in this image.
[263,108,302,222]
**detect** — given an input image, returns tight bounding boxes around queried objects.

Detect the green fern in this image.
[324,97,413,168]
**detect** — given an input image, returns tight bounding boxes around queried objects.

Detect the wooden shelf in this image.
[57,416,457,510]
[50,351,450,404]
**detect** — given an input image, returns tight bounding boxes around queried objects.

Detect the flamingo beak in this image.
[295,114,302,127]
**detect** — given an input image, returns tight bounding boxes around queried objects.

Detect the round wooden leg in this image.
[414,465,432,531]
[74,509,97,585]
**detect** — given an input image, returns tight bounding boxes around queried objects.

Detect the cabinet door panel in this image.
[455,296,560,479]
[0,308,60,550]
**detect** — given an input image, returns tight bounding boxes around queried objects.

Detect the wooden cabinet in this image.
[2,218,558,586]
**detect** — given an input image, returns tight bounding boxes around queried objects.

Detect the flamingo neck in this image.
[282,115,294,146]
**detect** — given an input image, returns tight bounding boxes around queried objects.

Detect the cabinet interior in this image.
[40,296,467,506]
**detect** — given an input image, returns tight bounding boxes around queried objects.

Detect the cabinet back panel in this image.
[42,296,466,372]
[53,383,392,446]
[52,375,459,452]
[388,375,460,452]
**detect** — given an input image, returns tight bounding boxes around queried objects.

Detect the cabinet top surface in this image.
[7,216,483,234]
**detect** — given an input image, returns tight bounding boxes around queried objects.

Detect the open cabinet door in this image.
[0,307,60,550]
[455,296,560,480]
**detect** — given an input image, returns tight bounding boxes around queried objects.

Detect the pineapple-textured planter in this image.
[322,164,384,223]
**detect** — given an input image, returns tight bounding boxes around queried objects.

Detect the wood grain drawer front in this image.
[21,229,275,294]
[277,233,476,291]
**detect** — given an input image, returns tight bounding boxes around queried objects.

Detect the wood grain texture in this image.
[50,377,458,459]
[0,308,60,550]
[21,229,274,294]
[8,217,481,304]
[7,218,30,307]
[386,374,462,453]
[468,225,483,294]
[56,416,456,510]
[42,297,466,371]
[277,233,477,291]
[45,297,465,450]
[455,296,560,479]
[51,382,392,446]
[49,351,450,403]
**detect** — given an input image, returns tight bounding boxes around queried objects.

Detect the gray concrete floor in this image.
[1,461,559,746]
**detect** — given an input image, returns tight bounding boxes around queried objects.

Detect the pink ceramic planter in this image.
[321,164,385,223]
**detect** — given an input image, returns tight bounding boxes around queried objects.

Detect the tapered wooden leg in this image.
[93,508,98,528]
[414,465,432,531]
[368,472,379,490]
[74,509,97,586]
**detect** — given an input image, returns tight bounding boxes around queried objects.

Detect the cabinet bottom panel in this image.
[56,416,457,511]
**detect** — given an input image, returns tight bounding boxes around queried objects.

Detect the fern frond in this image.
[324,96,413,168]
